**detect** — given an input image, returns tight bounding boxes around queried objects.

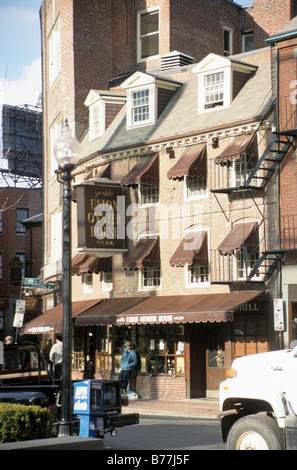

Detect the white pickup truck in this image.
[220,347,297,450]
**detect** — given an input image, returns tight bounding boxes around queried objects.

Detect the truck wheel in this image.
[226,414,285,450]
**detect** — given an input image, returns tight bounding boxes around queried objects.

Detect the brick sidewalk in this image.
[122,398,220,419]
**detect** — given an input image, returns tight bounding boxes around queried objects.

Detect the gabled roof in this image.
[78,47,273,163]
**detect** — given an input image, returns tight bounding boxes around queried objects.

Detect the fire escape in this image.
[211,97,297,284]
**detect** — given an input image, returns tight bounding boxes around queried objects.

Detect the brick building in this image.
[26,0,297,399]
[0,187,42,340]
[266,17,297,349]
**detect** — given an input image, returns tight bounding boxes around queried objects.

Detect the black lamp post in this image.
[54,119,80,437]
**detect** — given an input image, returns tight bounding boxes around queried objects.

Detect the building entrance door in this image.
[205,324,226,398]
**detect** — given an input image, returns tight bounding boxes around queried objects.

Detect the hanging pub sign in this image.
[75,181,127,256]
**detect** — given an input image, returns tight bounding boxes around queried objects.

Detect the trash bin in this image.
[73,379,121,438]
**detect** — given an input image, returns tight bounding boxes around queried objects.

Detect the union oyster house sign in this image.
[75,181,127,256]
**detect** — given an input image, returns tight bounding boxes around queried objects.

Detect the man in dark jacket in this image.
[118,341,137,394]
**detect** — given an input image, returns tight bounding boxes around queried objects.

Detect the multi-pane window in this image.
[204,72,224,109]
[140,183,159,204]
[102,270,113,292]
[187,175,207,198]
[82,273,93,293]
[132,89,149,123]
[236,246,260,280]
[138,9,159,61]
[113,324,185,375]
[188,264,209,285]
[16,209,28,233]
[142,267,161,288]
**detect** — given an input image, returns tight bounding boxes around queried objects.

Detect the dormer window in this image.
[193,53,257,115]
[85,90,126,141]
[90,103,102,140]
[204,72,224,109]
[121,72,180,130]
[132,89,150,123]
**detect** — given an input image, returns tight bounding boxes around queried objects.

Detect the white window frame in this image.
[102,270,113,292]
[184,175,208,201]
[231,222,261,281]
[127,84,155,128]
[49,17,61,86]
[139,183,159,205]
[137,7,160,63]
[82,273,93,294]
[184,229,210,288]
[89,102,105,141]
[138,234,161,291]
[186,263,210,287]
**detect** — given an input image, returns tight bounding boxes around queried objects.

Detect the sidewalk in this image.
[122,398,220,419]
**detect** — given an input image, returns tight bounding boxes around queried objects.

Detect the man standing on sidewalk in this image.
[50,335,63,379]
[118,341,137,394]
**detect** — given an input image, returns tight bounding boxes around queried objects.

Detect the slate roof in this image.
[78,47,273,164]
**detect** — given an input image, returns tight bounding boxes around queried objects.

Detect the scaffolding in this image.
[1,104,42,189]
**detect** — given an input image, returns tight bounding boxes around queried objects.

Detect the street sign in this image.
[23,278,40,285]
[22,278,55,290]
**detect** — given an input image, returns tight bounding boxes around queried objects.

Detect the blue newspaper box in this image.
[73,380,122,438]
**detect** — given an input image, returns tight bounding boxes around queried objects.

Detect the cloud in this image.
[0,57,42,107]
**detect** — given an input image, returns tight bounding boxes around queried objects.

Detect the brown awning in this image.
[167,143,207,179]
[218,222,259,255]
[72,253,89,275]
[76,291,264,326]
[72,164,111,201]
[170,231,208,266]
[121,154,159,187]
[76,256,111,275]
[123,237,160,269]
[22,299,101,334]
[76,297,148,326]
[215,135,257,164]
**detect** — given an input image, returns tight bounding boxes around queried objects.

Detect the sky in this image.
[0,0,253,108]
[0,0,42,108]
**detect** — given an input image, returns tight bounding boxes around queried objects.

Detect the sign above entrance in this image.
[75,181,127,257]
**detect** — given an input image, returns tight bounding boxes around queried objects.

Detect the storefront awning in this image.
[123,237,160,269]
[72,253,89,275]
[76,297,148,326]
[76,291,264,326]
[73,255,111,275]
[121,153,159,187]
[215,135,257,164]
[218,222,259,255]
[167,143,207,179]
[22,299,101,334]
[170,231,208,266]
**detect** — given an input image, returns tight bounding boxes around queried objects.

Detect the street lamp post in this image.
[54,119,80,437]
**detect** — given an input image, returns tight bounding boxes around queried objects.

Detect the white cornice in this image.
[73,121,260,175]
